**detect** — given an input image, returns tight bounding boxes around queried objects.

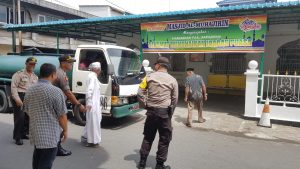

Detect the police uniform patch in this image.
[139,77,147,89]
[21,76,29,82]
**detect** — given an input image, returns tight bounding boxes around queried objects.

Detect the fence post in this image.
[244,60,260,117]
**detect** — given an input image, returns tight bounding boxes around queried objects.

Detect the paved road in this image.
[0,112,300,169]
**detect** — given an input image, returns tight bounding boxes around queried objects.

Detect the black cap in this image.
[26,57,37,63]
[186,68,194,71]
[59,54,76,62]
[154,57,170,65]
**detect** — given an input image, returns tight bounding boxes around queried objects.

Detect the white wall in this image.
[0,30,97,51]
[110,9,123,16]
[80,6,110,17]
[187,54,210,84]
[264,24,300,74]
[25,8,64,23]
[79,6,123,17]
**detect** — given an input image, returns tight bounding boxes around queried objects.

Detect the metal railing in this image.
[258,74,300,106]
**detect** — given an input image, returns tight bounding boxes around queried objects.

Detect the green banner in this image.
[141,15,267,53]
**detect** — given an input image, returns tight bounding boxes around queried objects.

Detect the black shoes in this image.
[15,135,28,145]
[137,156,170,169]
[15,139,23,145]
[137,155,147,169]
[137,160,146,169]
[155,164,171,169]
[22,135,29,140]
[137,165,145,169]
[56,147,72,156]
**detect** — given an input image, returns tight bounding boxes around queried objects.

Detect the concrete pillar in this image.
[142,59,153,74]
[244,60,260,117]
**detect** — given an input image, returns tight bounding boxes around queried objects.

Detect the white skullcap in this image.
[89,62,101,69]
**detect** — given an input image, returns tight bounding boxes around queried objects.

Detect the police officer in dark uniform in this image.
[11,57,38,145]
[137,57,178,169]
[53,54,86,156]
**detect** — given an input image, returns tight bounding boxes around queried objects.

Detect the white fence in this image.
[259,74,300,107]
[244,61,300,122]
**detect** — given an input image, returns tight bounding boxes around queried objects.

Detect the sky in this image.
[52,0,294,14]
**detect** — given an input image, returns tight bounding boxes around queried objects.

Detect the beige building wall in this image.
[0,44,12,55]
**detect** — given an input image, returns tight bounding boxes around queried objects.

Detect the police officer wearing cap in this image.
[137,57,178,169]
[53,54,86,156]
[11,57,38,145]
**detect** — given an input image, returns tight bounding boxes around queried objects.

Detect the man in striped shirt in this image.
[23,63,68,169]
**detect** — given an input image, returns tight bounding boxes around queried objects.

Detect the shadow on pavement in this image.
[68,112,145,130]
[173,114,186,125]
[0,120,110,169]
[124,149,157,169]
[54,137,109,169]
[101,113,145,130]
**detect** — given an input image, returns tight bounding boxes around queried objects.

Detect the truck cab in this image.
[0,45,144,126]
[71,45,144,125]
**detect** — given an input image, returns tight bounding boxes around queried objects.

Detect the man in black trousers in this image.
[137,57,178,169]
[11,57,38,145]
[53,54,86,156]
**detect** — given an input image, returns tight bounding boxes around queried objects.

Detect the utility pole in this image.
[17,0,22,52]
[12,0,16,53]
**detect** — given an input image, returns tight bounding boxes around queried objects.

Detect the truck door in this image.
[72,48,112,114]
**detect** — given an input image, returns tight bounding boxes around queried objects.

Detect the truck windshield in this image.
[107,48,141,77]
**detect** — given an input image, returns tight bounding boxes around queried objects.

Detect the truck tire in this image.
[0,90,8,113]
[73,99,86,126]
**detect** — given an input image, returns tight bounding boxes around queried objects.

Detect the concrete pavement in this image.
[172,94,300,144]
[1,112,300,169]
[1,94,300,169]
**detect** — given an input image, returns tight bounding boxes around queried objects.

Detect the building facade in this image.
[0,0,98,54]
[79,5,129,17]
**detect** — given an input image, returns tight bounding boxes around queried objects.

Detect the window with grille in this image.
[6,8,25,24]
[210,53,246,74]
[38,15,45,22]
[0,5,6,23]
[161,53,186,72]
[276,39,300,75]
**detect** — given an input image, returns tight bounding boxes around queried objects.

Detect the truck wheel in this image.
[0,90,8,113]
[73,99,86,126]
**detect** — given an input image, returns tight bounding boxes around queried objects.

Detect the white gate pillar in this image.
[244,60,260,117]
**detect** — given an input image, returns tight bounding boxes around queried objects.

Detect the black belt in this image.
[18,92,25,96]
[147,107,168,112]
[17,92,26,101]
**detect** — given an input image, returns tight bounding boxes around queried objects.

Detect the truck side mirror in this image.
[107,64,115,75]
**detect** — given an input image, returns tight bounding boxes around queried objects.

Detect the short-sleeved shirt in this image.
[53,67,70,99]
[185,74,204,94]
[23,79,67,149]
[138,71,178,109]
[11,69,38,101]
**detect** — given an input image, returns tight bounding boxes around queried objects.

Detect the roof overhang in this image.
[5,1,300,41]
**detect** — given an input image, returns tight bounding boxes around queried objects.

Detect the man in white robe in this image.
[82,62,102,147]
